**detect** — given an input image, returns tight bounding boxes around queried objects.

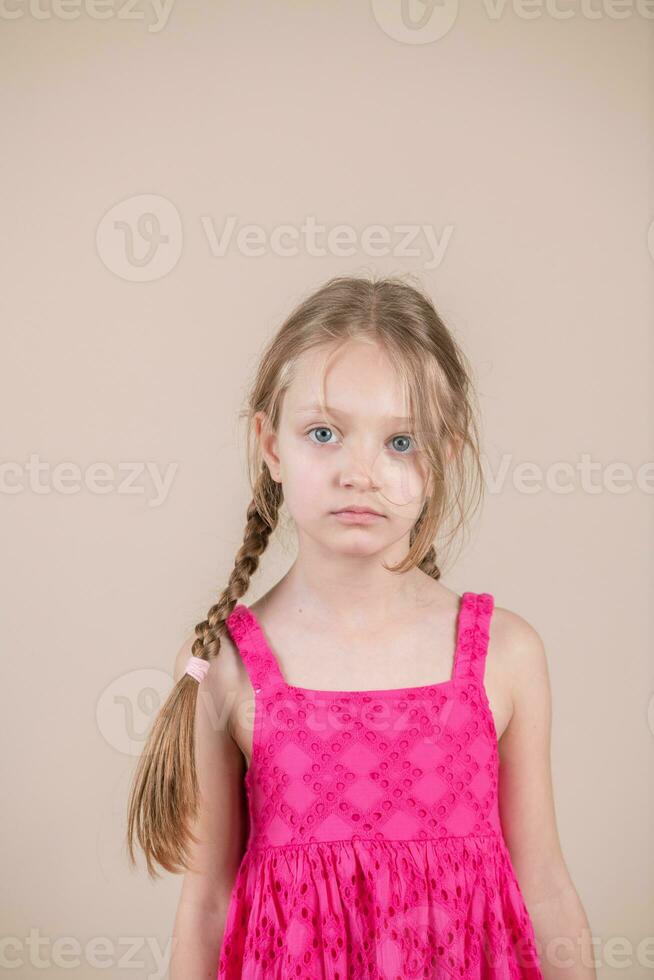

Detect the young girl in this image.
[127,275,595,979]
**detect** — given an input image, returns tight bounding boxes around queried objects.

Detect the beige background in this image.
[2,4,652,978]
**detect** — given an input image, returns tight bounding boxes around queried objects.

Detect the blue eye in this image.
[307,426,336,445]
[391,435,413,454]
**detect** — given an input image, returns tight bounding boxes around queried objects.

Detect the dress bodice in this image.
[225,592,500,850]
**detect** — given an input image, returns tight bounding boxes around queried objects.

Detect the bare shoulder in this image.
[489,602,551,719]
[172,622,250,739]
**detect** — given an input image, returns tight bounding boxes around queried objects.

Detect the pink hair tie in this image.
[185,656,210,683]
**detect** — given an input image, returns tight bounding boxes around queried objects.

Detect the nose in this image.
[339,470,377,491]
[338,443,380,491]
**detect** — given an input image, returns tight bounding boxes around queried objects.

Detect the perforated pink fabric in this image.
[217,592,543,979]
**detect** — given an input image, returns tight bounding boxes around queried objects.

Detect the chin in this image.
[322,533,390,556]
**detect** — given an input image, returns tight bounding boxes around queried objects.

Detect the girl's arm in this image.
[494,609,597,980]
[169,634,249,980]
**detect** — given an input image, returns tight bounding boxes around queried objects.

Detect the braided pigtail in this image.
[410,501,442,580]
[126,472,282,879]
[418,545,441,580]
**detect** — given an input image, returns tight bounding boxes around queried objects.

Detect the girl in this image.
[127,275,595,979]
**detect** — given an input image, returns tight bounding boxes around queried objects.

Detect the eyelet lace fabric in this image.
[217,592,543,979]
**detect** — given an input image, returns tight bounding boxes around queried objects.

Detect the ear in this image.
[254,411,282,483]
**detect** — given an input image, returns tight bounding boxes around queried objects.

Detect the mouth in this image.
[332,506,385,517]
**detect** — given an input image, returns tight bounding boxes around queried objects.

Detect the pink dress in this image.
[217,592,543,979]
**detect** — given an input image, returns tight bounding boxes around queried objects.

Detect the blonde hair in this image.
[126,272,485,878]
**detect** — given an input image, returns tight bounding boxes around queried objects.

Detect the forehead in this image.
[283,342,412,423]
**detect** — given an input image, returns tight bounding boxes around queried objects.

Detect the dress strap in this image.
[224,603,286,693]
[453,591,495,684]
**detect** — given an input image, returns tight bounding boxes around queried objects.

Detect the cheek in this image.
[279,441,328,507]
[372,455,427,507]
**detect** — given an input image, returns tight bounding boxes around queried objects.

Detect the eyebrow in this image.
[295,403,414,423]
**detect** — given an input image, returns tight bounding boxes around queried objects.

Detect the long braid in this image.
[126,470,282,878]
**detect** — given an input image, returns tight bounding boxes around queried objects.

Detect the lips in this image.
[333,506,384,517]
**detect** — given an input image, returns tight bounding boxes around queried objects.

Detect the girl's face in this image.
[256,340,432,560]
